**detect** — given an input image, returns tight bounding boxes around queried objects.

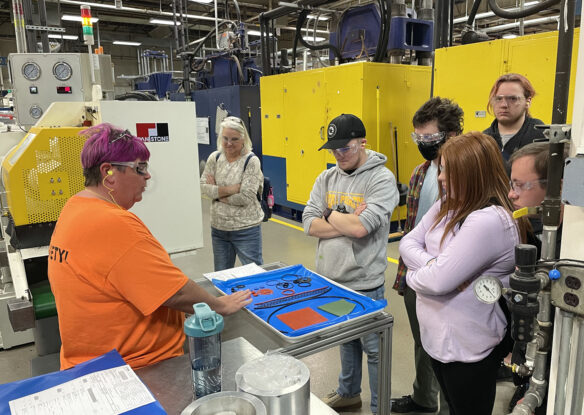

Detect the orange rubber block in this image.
[277,307,328,331]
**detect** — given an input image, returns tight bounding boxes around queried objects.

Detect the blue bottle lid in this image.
[184,303,224,337]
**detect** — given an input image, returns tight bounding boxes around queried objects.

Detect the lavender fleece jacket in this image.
[401,201,519,363]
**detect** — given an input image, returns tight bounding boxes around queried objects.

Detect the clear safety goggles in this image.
[491,95,524,105]
[328,142,360,157]
[509,179,547,195]
[111,161,149,176]
[410,131,446,144]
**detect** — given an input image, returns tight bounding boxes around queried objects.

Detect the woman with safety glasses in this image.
[48,123,251,371]
[399,132,527,415]
[200,116,264,271]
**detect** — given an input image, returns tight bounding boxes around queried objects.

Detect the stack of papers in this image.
[203,263,266,282]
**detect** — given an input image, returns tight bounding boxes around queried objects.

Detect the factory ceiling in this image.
[0,0,571,52]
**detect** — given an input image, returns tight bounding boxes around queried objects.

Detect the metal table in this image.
[195,275,394,415]
[136,337,338,415]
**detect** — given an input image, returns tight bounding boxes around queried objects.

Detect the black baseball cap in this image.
[318,114,366,150]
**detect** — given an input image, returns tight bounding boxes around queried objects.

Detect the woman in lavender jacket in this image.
[400,132,527,415]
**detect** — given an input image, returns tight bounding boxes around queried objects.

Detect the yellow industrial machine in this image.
[261,62,432,221]
[434,29,580,131]
[2,127,86,228]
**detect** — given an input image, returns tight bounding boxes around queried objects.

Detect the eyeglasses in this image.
[110,129,133,143]
[492,95,524,105]
[509,179,546,195]
[111,161,149,176]
[328,142,360,157]
[222,136,241,144]
[411,131,446,144]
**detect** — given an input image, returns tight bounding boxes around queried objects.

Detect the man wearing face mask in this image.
[390,97,463,414]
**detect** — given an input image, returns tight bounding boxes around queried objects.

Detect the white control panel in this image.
[9,53,94,127]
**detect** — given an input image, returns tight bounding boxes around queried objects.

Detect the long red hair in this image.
[432,131,527,245]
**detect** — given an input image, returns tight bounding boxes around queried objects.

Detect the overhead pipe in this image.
[481,16,558,33]
[488,0,560,19]
[453,1,538,24]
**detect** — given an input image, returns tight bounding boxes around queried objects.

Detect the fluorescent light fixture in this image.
[307,14,330,21]
[247,30,274,37]
[502,33,518,39]
[113,40,142,46]
[62,14,99,23]
[303,36,326,42]
[149,18,181,25]
[189,0,213,3]
[48,34,79,40]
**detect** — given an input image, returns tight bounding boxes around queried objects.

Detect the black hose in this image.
[292,19,300,69]
[260,15,271,74]
[296,10,342,61]
[115,92,158,101]
[373,0,387,61]
[466,0,482,26]
[376,0,391,62]
[488,0,560,19]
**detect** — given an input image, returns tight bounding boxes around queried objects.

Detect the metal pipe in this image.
[454,0,538,23]
[570,317,584,414]
[519,0,525,35]
[551,0,575,124]
[172,0,180,51]
[12,0,22,52]
[553,311,574,414]
[57,0,226,23]
[481,16,558,33]
[38,0,50,52]
[214,0,220,48]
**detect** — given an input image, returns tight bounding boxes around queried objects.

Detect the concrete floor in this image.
[0,198,516,414]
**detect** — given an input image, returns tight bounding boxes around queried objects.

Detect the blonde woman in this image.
[200,116,264,270]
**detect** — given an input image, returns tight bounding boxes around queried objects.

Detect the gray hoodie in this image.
[303,150,399,290]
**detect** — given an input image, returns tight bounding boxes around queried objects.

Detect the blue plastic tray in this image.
[213,264,387,340]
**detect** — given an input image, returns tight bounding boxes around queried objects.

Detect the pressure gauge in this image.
[29,105,43,119]
[53,62,73,81]
[22,62,41,81]
[473,276,503,304]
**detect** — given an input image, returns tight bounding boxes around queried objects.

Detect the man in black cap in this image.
[303,113,399,414]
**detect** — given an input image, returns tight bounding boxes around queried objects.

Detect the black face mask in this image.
[417,140,445,161]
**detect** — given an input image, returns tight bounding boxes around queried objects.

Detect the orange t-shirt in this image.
[48,196,189,370]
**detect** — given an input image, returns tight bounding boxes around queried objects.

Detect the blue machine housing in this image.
[135,73,180,98]
[196,55,261,89]
[330,4,382,60]
[169,85,261,164]
[330,3,434,60]
[388,17,433,52]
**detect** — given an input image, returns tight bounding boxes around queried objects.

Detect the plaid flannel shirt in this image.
[392,160,432,295]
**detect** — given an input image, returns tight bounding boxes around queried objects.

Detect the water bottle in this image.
[184,303,224,399]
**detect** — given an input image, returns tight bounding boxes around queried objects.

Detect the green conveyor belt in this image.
[29,281,57,319]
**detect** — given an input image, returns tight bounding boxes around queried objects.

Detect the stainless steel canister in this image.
[235,354,310,415]
[180,391,267,415]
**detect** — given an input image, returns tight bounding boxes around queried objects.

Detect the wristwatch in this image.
[323,207,333,222]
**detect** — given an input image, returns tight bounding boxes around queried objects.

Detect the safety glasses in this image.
[509,179,547,195]
[111,161,149,176]
[410,131,446,144]
[328,142,360,157]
